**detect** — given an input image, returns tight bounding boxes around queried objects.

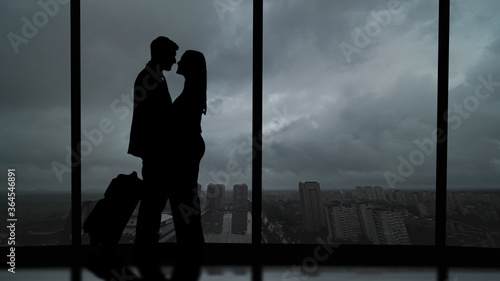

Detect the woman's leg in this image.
[170,136,205,258]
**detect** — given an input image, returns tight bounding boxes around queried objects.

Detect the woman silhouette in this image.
[170,50,207,273]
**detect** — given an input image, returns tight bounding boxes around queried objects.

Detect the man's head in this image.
[150,36,179,71]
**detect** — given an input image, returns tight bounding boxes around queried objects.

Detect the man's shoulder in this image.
[134,67,149,83]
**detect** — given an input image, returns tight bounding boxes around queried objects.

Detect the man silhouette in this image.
[128,36,178,280]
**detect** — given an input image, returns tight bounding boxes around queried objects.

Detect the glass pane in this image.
[264,266,436,281]
[84,266,251,281]
[0,0,70,246]
[447,0,500,248]
[449,269,500,281]
[263,0,438,245]
[0,268,69,280]
[81,1,253,245]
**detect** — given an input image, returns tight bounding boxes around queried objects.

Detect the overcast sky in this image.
[1,0,500,194]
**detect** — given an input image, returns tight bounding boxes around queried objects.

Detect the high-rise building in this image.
[354,186,386,202]
[367,207,411,245]
[203,210,224,234]
[299,181,325,232]
[354,186,365,201]
[231,210,248,234]
[356,202,376,242]
[374,186,386,201]
[206,183,225,210]
[365,186,376,201]
[325,201,361,242]
[233,184,248,209]
[389,189,407,205]
[231,184,249,235]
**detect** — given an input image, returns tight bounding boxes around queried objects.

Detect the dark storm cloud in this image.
[2,0,500,193]
[261,0,442,190]
[258,0,498,191]
[263,72,438,190]
[447,38,500,189]
[1,15,70,111]
[445,0,500,190]
[0,0,71,190]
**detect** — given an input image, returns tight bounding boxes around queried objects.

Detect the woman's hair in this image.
[182,50,207,115]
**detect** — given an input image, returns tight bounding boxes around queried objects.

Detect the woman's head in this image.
[176,50,206,78]
[177,50,207,115]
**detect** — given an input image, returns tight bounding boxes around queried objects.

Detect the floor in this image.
[1,266,500,281]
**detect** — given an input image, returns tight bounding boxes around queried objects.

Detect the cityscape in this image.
[263,183,500,247]
[81,183,253,245]
[1,183,500,248]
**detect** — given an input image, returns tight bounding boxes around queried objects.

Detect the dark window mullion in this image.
[252,1,263,280]
[436,0,449,249]
[436,0,450,280]
[71,0,82,280]
[252,0,263,247]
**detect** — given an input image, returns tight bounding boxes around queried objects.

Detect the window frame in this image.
[15,0,491,280]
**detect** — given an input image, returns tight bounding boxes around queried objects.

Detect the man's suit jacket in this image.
[128,63,173,159]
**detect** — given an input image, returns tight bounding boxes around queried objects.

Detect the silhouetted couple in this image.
[128,36,206,280]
